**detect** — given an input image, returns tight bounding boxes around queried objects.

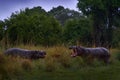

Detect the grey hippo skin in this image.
[69,46,110,63]
[4,48,46,59]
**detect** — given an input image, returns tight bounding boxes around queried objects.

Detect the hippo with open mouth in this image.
[69,46,110,63]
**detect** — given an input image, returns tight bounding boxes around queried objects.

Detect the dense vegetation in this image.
[0,3,120,48]
[0,7,62,46]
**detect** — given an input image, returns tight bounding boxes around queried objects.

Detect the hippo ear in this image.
[69,46,77,49]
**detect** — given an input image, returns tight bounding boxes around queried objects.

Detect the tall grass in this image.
[0,45,120,80]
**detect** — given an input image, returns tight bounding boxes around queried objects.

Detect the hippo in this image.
[69,46,110,63]
[4,48,46,59]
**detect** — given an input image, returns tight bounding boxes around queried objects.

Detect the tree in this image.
[49,6,83,25]
[77,0,120,48]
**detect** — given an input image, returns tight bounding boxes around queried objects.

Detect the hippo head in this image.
[69,46,85,57]
[31,50,46,59]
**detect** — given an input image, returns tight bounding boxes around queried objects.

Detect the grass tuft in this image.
[21,59,33,71]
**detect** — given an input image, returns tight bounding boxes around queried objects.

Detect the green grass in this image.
[17,63,120,80]
[0,45,120,80]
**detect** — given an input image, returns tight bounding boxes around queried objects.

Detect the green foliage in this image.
[112,28,120,47]
[4,7,62,46]
[63,18,92,45]
[77,0,120,47]
[49,6,83,25]
[0,5,120,47]
[77,0,120,15]
[0,20,4,40]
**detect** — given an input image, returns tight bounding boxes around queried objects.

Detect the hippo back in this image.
[4,48,46,59]
[4,48,32,58]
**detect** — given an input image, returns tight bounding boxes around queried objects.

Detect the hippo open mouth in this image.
[69,46,78,57]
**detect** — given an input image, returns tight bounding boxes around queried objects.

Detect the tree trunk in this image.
[92,8,102,47]
[106,6,113,49]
